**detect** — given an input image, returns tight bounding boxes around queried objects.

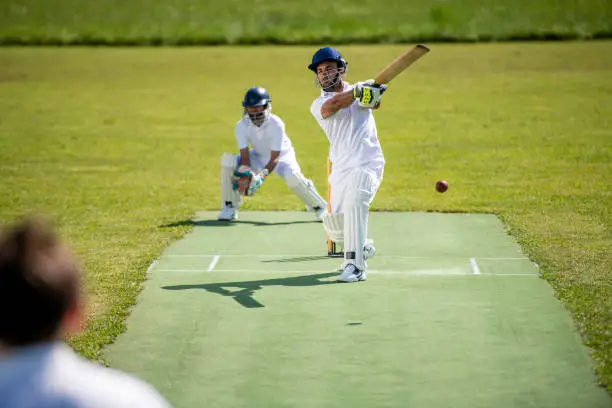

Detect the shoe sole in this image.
[336,275,367,283]
[217,215,238,221]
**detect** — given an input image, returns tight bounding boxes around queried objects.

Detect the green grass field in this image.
[1,0,611,44]
[0,42,611,394]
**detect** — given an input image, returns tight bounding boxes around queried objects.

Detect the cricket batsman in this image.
[218,86,327,221]
[308,47,386,283]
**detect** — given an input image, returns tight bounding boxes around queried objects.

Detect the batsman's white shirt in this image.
[0,342,171,408]
[310,82,385,211]
[310,82,385,181]
[235,113,296,165]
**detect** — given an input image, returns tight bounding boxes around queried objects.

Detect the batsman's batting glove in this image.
[353,82,387,108]
[353,79,378,98]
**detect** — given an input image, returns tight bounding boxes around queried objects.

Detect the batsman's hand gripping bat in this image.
[373,44,430,86]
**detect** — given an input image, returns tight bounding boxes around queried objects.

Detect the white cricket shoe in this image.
[217,205,238,221]
[336,239,375,271]
[336,263,367,283]
[337,260,368,272]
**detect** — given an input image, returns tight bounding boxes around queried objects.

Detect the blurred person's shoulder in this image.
[57,343,172,407]
[0,342,172,408]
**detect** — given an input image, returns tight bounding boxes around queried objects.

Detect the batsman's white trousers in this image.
[328,166,383,214]
[330,166,383,270]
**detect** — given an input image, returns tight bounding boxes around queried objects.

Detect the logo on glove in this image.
[361,87,372,104]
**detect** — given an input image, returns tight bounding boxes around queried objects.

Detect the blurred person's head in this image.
[0,216,83,350]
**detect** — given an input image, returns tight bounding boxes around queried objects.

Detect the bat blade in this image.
[374,44,430,85]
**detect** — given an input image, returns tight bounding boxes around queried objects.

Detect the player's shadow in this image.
[159,219,318,228]
[162,272,336,309]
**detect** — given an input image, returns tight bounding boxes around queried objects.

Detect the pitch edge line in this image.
[207,255,220,272]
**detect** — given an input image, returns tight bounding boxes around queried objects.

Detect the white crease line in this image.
[165,254,528,260]
[475,257,528,260]
[372,269,467,276]
[166,254,323,258]
[470,258,481,275]
[156,269,537,277]
[146,260,158,274]
[207,255,220,272]
[486,273,538,276]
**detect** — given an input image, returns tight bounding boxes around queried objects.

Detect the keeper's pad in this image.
[220,153,242,208]
[322,212,344,246]
[344,169,376,270]
[284,174,327,210]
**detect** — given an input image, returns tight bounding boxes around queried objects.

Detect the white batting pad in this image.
[220,153,241,208]
[343,169,376,270]
[322,212,344,245]
[284,173,327,210]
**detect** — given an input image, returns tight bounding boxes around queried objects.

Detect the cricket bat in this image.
[373,44,430,85]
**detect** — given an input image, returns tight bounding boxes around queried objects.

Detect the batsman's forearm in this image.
[321,90,354,118]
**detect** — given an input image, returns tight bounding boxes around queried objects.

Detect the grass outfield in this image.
[0,42,611,392]
[0,0,611,44]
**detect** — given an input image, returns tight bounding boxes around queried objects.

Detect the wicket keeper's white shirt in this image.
[310,82,385,185]
[235,113,295,163]
[0,342,172,407]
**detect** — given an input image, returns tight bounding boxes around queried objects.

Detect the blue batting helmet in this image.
[308,47,347,72]
[242,87,271,107]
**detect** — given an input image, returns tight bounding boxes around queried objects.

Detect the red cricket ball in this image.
[435,180,448,193]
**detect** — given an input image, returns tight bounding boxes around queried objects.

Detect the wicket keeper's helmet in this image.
[308,47,347,72]
[242,87,271,107]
